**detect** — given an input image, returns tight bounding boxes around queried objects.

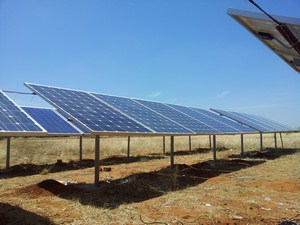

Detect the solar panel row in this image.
[0,84,293,136]
[24,83,263,135]
[211,108,293,132]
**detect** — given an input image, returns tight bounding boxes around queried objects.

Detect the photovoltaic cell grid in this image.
[22,107,81,135]
[24,83,292,135]
[54,108,92,134]
[247,114,292,131]
[25,84,151,134]
[0,91,45,133]
[92,93,191,134]
[168,104,255,133]
[134,99,218,134]
[189,107,255,133]
[211,109,293,132]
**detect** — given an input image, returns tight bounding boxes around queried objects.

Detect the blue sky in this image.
[1,0,300,128]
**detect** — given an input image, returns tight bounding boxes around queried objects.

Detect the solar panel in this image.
[135,99,219,134]
[54,108,92,134]
[167,104,256,133]
[250,114,292,131]
[25,83,152,134]
[189,107,256,133]
[92,93,192,134]
[228,8,300,73]
[0,91,45,134]
[211,108,293,132]
[22,107,82,135]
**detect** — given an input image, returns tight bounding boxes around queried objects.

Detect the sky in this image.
[0,0,300,129]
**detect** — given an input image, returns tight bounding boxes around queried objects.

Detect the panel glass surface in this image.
[237,112,293,132]
[168,104,255,133]
[25,84,151,133]
[190,108,255,133]
[92,94,191,134]
[135,99,219,134]
[212,109,269,132]
[0,91,44,133]
[22,107,81,134]
[212,109,292,132]
[55,109,92,134]
[250,114,292,131]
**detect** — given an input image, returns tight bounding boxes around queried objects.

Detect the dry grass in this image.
[0,133,299,168]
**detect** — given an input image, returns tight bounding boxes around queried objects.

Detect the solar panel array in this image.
[168,104,254,133]
[25,84,151,134]
[22,107,82,135]
[211,108,293,132]
[0,91,45,134]
[22,83,293,135]
[93,94,191,134]
[135,99,218,134]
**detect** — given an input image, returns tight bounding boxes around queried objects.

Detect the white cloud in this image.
[217,90,230,98]
[149,91,162,98]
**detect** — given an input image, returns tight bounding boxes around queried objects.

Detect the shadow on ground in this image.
[15,158,264,209]
[229,148,299,160]
[167,147,229,156]
[0,155,165,179]
[0,202,54,225]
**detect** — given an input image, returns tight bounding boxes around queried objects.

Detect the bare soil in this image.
[0,148,299,225]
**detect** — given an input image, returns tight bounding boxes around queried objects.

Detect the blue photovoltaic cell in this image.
[0,91,44,133]
[55,109,92,134]
[92,93,192,134]
[135,99,219,134]
[167,104,255,133]
[22,107,81,134]
[211,109,293,132]
[25,84,151,133]
[244,115,293,131]
[189,107,256,133]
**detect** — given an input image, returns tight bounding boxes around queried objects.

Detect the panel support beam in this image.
[260,132,263,151]
[240,134,244,156]
[212,135,217,162]
[163,136,166,154]
[127,136,131,158]
[209,135,212,149]
[94,135,100,187]
[6,137,11,170]
[189,136,192,152]
[79,136,83,162]
[170,136,174,171]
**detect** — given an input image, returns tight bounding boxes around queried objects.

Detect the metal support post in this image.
[94,135,100,187]
[163,136,166,154]
[209,135,212,149]
[240,134,244,156]
[274,133,277,149]
[170,136,174,171]
[127,136,131,158]
[6,137,11,170]
[212,135,217,162]
[79,136,83,161]
[280,132,284,148]
[189,136,192,152]
[260,132,263,151]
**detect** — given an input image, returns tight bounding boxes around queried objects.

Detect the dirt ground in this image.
[0,148,299,225]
